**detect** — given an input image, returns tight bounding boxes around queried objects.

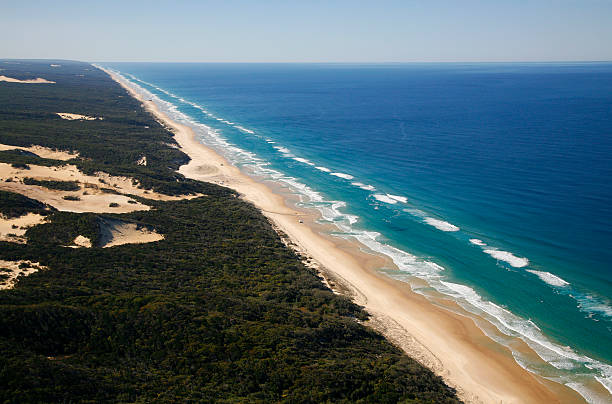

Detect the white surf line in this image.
[124,72,260,136]
[129,71,381,199]
[468,233,612,321]
[128,73,374,193]
[330,172,354,180]
[526,270,569,287]
[352,182,377,191]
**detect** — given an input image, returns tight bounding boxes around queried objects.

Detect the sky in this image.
[1,0,611,62]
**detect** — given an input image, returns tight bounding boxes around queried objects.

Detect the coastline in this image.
[102,67,586,404]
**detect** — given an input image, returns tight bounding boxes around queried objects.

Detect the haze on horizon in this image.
[1,0,611,63]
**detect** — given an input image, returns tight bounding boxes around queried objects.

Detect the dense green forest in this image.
[0,60,460,403]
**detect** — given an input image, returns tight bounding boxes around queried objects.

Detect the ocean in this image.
[102,62,612,402]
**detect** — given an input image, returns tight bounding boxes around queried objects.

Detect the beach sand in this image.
[105,68,586,404]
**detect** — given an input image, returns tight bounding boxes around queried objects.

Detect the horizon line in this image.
[3,58,612,65]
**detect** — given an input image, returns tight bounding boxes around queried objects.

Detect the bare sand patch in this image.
[0,143,79,161]
[0,75,55,84]
[0,213,47,243]
[0,260,47,290]
[0,162,201,214]
[0,163,150,213]
[57,113,102,121]
[100,219,163,248]
[70,235,92,248]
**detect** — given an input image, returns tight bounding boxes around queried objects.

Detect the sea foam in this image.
[469,238,487,246]
[424,217,460,232]
[387,194,408,203]
[526,270,569,287]
[483,249,529,268]
[273,146,292,155]
[293,157,315,165]
[235,125,255,134]
[330,172,354,180]
[373,194,398,204]
[352,182,376,191]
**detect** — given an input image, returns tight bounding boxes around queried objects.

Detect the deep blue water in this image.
[103,62,612,400]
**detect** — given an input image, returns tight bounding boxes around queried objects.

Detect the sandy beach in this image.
[104,68,586,404]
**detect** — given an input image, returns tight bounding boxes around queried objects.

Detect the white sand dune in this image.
[0,143,78,161]
[69,235,92,248]
[0,159,201,214]
[0,75,55,84]
[57,112,102,121]
[0,213,47,243]
[100,219,163,248]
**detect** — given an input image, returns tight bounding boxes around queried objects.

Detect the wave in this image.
[469,238,487,246]
[373,194,399,204]
[108,67,612,402]
[315,166,331,172]
[483,249,529,268]
[387,194,408,203]
[526,270,569,287]
[273,146,292,155]
[404,208,459,232]
[293,157,315,166]
[372,194,408,204]
[351,182,376,191]
[235,125,255,134]
[424,217,460,232]
[330,172,354,180]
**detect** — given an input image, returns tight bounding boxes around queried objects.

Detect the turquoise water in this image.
[102,63,612,401]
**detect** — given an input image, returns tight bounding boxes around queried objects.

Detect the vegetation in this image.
[0,190,53,218]
[23,177,81,191]
[0,60,460,403]
[1,149,63,167]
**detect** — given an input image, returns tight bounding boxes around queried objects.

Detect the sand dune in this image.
[0,143,78,161]
[0,162,151,213]
[57,112,102,121]
[0,75,55,84]
[99,218,163,248]
[0,213,47,243]
[0,158,201,214]
[69,235,92,248]
[0,260,47,290]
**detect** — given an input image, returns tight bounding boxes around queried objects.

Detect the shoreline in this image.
[102,67,585,404]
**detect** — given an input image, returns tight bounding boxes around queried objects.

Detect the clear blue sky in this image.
[2,0,611,62]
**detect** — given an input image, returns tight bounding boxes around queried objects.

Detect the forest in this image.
[0,60,460,403]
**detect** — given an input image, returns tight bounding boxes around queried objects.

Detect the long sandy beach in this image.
[104,68,585,404]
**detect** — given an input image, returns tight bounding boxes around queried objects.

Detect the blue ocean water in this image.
[102,62,612,401]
